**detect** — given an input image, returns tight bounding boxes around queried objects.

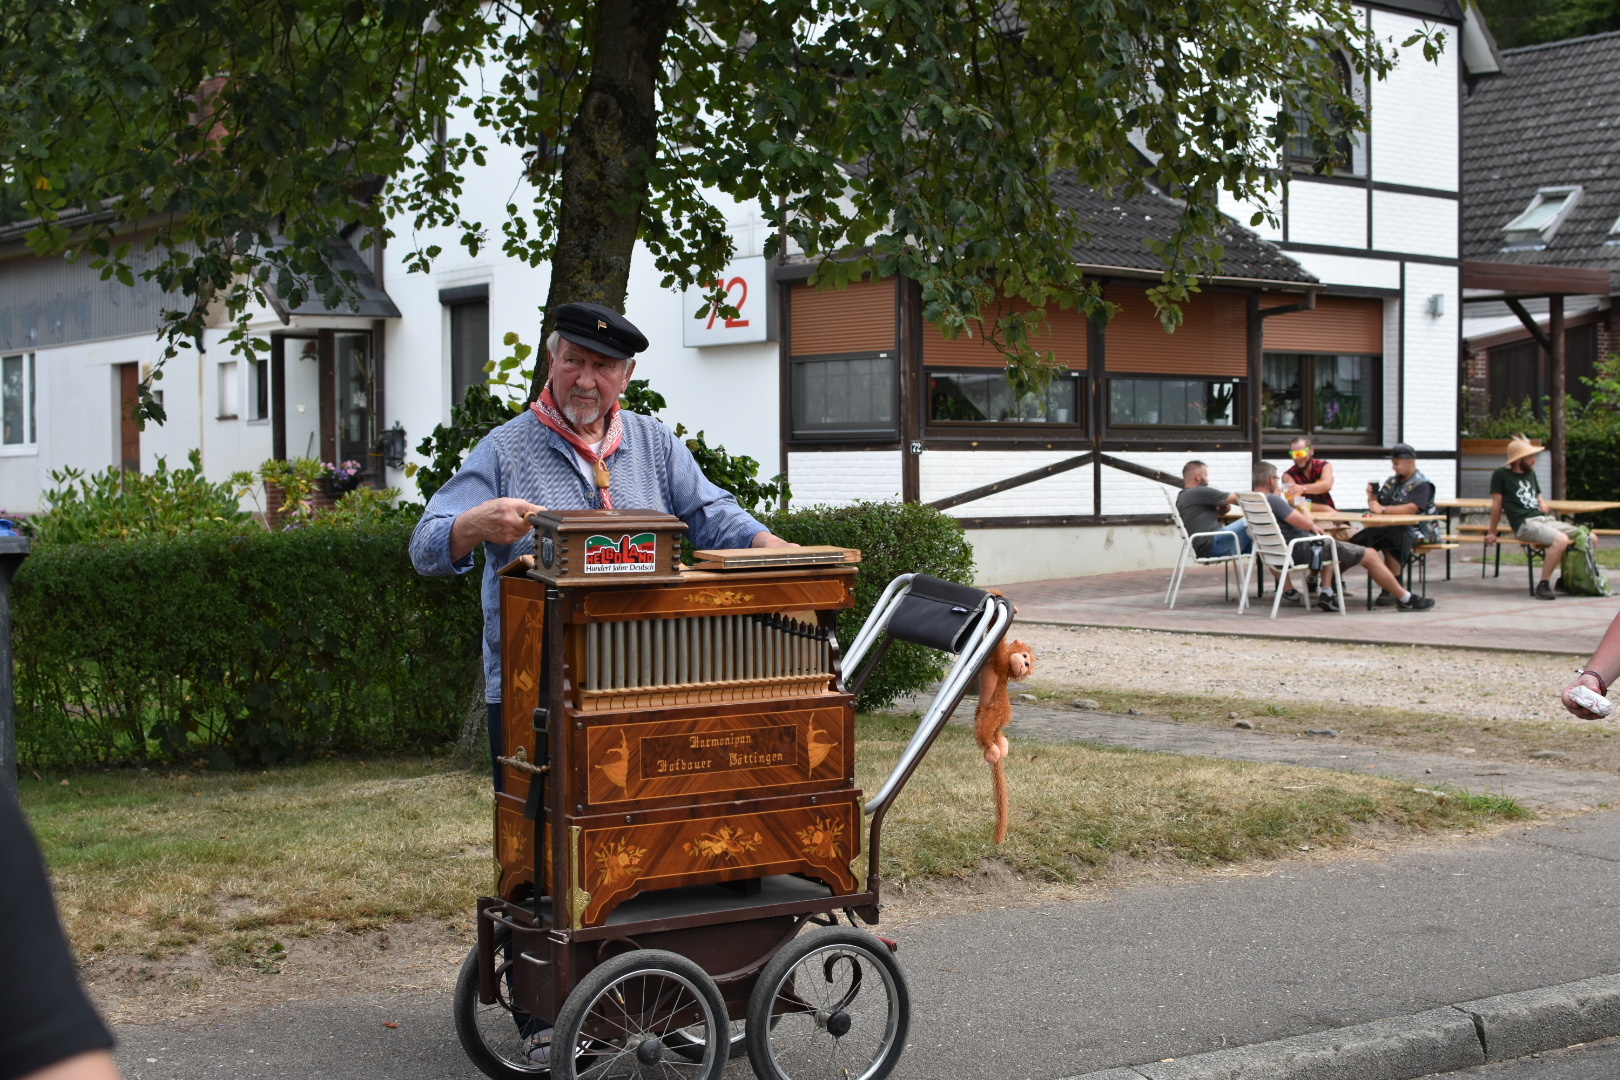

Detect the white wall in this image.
[1368,8,1460,192]
[1288,182,1367,249]
[919,450,1094,517]
[786,451,902,507]
[1370,191,1458,259]
[1402,262,1460,452]
[969,524,1184,584]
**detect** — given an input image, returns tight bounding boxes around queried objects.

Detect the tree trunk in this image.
[528,0,680,401]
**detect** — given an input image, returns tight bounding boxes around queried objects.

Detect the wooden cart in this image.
[453,509,1012,1080]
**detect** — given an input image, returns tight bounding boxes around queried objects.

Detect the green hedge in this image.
[1567,416,1620,530]
[15,523,483,769]
[760,501,976,710]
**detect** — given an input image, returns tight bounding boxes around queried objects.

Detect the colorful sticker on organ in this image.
[583,532,658,573]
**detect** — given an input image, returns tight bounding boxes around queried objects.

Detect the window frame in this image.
[1105,374,1246,433]
[1261,351,1382,446]
[0,351,37,454]
[217,359,240,420]
[1502,185,1582,250]
[246,355,270,422]
[787,349,900,443]
[924,366,1086,434]
[1285,52,1364,177]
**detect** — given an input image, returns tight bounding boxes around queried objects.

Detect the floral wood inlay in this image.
[683,824,764,862]
[594,839,648,887]
[796,816,844,859]
[499,817,526,868]
[692,590,755,607]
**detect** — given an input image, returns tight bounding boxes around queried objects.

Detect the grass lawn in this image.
[1016,685,1620,771]
[22,715,1526,962]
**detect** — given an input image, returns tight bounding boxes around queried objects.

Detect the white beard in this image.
[562,392,605,428]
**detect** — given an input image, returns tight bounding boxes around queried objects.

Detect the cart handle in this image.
[862,595,1012,817]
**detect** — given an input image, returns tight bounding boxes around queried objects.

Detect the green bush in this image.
[759,501,975,710]
[1568,412,1620,529]
[29,451,254,544]
[15,521,483,769]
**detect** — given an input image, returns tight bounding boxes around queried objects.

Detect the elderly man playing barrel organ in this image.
[409,302,794,789]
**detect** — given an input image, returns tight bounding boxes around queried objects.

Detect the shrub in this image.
[15,521,482,769]
[759,501,976,710]
[29,451,254,544]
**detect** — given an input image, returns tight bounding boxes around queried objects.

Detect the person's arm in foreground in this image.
[1564,613,1620,718]
[21,1052,121,1080]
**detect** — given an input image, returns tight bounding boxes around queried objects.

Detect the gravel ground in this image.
[1013,622,1593,726]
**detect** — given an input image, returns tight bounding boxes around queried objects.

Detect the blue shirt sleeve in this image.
[409,435,504,576]
[656,423,768,551]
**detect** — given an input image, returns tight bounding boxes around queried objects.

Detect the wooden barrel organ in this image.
[481,509,869,1023]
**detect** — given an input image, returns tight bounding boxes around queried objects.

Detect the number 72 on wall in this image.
[681,256,770,347]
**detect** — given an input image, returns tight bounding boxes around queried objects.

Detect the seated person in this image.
[1356,442,1440,605]
[1282,437,1336,509]
[1487,436,1574,601]
[1252,462,1435,612]
[1282,437,1351,595]
[1177,460,1249,557]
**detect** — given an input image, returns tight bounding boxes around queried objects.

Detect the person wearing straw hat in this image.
[1487,434,1573,600]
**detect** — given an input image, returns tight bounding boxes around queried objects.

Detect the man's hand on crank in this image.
[451,497,548,560]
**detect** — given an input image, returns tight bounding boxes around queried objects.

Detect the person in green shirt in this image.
[1487,436,1575,600]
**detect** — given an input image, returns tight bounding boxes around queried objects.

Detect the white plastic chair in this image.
[1163,488,1248,608]
[1235,492,1346,619]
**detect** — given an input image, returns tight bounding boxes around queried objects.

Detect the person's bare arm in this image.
[1486,492,1504,544]
[1284,508,1324,534]
[449,498,547,561]
[1303,462,1334,496]
[21,1051,123,1080]
[1564,613,1620,718]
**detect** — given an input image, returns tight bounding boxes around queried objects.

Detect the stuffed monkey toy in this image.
[974,638,1034,844]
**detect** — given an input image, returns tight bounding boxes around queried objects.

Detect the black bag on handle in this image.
[886,575,992,654]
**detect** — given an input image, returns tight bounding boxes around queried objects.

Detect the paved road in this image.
[1424,1037,1620,1080]
[115,811,1620,1080]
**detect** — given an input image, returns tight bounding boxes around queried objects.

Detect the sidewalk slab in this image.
[1459,975,1620,1063]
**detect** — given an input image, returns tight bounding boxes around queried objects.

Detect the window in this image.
[1109,376,1240,428]
[248,356,270,420]
[217,360,240,419]
[1285,52,1362,176]
[1,352,36,447]
[335,331,374,466]
[1502,186,1581,250]
[928,369,1082,426]
[448,296,490,406]
[1263,353,1379,439]
[789,353,898,440]
[1607,213,1620,246]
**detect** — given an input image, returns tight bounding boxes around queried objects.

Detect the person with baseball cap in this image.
[410,301,794,789]
[1487,435,1573,601]
[1354,443,1440,607]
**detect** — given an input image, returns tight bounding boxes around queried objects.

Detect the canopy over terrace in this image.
[1461,260,1611,497]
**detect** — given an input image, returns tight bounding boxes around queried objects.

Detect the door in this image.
[117,362,140,472]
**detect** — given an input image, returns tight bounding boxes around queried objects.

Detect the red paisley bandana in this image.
[530,386,624,508]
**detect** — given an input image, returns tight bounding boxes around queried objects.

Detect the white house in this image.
[0,1,1498,583]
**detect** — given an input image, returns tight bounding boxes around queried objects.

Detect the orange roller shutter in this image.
[925,300,1089,370]
[1104,286,1249,375]
[1260,295,1384,353]
[790,279,896,356]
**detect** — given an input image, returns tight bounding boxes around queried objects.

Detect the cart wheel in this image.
[745,927,910,1080]
[663,1017,746,1063]
[454,928,554,1078]
[550,949,730,1080]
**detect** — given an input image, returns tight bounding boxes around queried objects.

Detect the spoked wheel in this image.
[745,927,910,1080]
[550,949,730,1080]
[663,1017,747,1062]
[454,927,555,1079]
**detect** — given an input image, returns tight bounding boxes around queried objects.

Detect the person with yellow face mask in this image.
[1282,436,1336,509]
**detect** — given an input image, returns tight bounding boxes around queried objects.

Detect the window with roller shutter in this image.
[787,279,900,441]
[1259,295,1383,444]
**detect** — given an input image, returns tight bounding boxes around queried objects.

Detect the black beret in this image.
[553,302,649,361]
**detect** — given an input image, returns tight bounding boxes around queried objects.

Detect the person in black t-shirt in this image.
[0,792,120,1080]
[1176,460,1250,558]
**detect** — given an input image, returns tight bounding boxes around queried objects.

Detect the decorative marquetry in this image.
[583,705,850,807]
[491,510,864,926]
[578,794,861,925]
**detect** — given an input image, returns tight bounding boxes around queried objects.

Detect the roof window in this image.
[1502,186,1582,250]
[1607,213,1620,246]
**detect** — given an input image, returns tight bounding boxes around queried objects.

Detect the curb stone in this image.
[1058,973,1620,1080]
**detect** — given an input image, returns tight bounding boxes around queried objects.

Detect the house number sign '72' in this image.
[682,255,771,347]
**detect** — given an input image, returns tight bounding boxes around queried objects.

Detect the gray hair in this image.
[547,329,634,374]
[1252,461,1278,489]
